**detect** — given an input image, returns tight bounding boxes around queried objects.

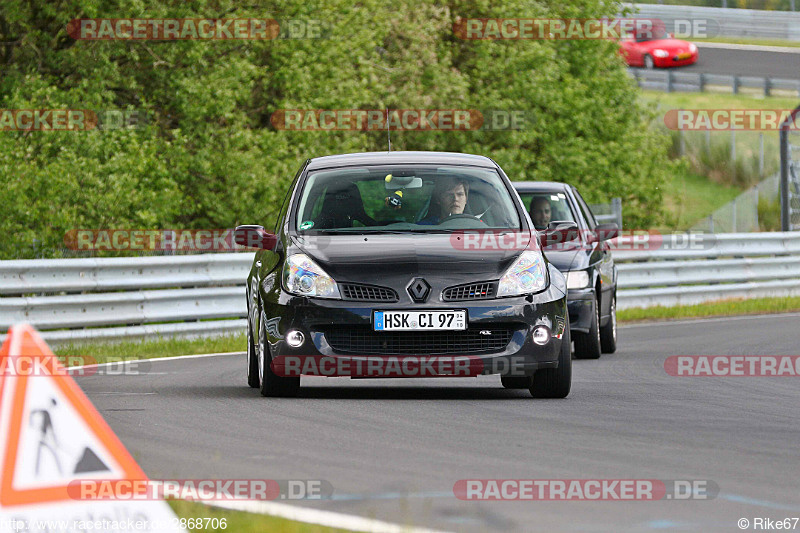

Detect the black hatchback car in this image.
[513,182,618,359]
[235,152,572,398]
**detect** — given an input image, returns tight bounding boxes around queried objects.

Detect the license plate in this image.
[677,53,691,60]
[374,310,467,331]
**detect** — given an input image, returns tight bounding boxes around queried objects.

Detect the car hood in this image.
[642,39,694,53]
[541,242,591,273]
[291,233,534,285]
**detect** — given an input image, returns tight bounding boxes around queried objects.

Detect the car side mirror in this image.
[234,225,278,250]
[592,223,619,242]
[541,221,579,246]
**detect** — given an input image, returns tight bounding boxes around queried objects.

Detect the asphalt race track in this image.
[685,45,800,81]
[77,313,800,532]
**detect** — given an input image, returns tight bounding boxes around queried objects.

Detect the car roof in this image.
[305,151,498,170]
[511,181,571,193]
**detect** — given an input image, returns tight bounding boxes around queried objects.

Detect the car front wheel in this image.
[258,312,300,397]
[644,54,655,69]
[600,292,617,354]
[246,318,260,388]
[574,296,601,360]
[530,316,571,398]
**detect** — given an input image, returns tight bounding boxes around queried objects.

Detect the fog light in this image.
[286,330,305,348]
[532,326,550,345]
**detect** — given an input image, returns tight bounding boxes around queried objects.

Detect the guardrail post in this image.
[764,77,772,97]
[611,197,623,229]
[731,130,737,183]
[733,75,740,95]
[698,73,705,92]
[667,70,674,93]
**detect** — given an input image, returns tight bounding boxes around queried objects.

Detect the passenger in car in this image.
[530,196,552,230]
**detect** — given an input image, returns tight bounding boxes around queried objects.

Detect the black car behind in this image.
[513,181,619,359]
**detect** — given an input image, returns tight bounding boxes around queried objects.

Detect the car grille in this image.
[340,283,398,302]
[322,327,514,355]
[442,282,497,301]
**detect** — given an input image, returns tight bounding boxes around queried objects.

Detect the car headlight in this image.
[283,253,341,299]
[566,270,590,289]
[688,43,697,53]
[652,49,669,58]
[497,251,548,297]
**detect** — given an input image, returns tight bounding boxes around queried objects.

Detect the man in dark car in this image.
[530,196,552,230]
[419,176,470,225]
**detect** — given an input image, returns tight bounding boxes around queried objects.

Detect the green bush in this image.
[0,0,675,259]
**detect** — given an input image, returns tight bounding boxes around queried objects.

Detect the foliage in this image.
[0,0,673,258]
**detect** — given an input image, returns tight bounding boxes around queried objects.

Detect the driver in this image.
[419,176,469,225]
[530,196,552,230]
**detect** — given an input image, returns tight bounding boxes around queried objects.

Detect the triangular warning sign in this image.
[0,324,144,505]
[0,324,184,531]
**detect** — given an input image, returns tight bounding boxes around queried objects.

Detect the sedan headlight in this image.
[688,43,697,53]
[652,49,669,58]
[566,270,590,289]
[497,251,548,297]
[283,253,341,299]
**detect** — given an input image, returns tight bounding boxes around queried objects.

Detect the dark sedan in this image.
[513,181,618,359]
[235,152,572,397]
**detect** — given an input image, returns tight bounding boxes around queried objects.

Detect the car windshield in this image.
[517,191,577,231]
[635,29,670,42]
[295,165,521,233]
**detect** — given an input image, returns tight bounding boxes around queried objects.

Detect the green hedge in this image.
[0,0,676,259]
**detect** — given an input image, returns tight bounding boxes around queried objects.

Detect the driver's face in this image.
[531,199,551,229]
[439,183,467,216]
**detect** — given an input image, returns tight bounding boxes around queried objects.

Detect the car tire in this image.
[501,376,533,389]
[644,54,655,69]
[530,316,571,398]
[258,312,300,398]
[574,296,601,360]
[246,319,260,388]
[600,292,617,354]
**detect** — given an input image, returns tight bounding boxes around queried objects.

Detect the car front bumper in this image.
[261,284,568,378]
[567,287,595,334]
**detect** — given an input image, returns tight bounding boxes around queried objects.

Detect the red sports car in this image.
[619,29,698,69]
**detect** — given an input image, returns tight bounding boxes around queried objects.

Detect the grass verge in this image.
[168,500,353,533]
[659,166,743,229]
[618,296,800,322]
[53,333,245,364]
[693,36,800,49]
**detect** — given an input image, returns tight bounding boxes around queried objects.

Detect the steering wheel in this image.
[438,213,489,228]
[440,213,480,223]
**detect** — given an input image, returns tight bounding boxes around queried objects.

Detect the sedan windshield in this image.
[295,165,521,232]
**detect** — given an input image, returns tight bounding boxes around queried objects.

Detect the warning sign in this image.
[0,324,184,532]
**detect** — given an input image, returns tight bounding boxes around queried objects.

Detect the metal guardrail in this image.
[613,231,800,308]
[625,4,800,40]
[1,232,799,343]
[629,68,800,97]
